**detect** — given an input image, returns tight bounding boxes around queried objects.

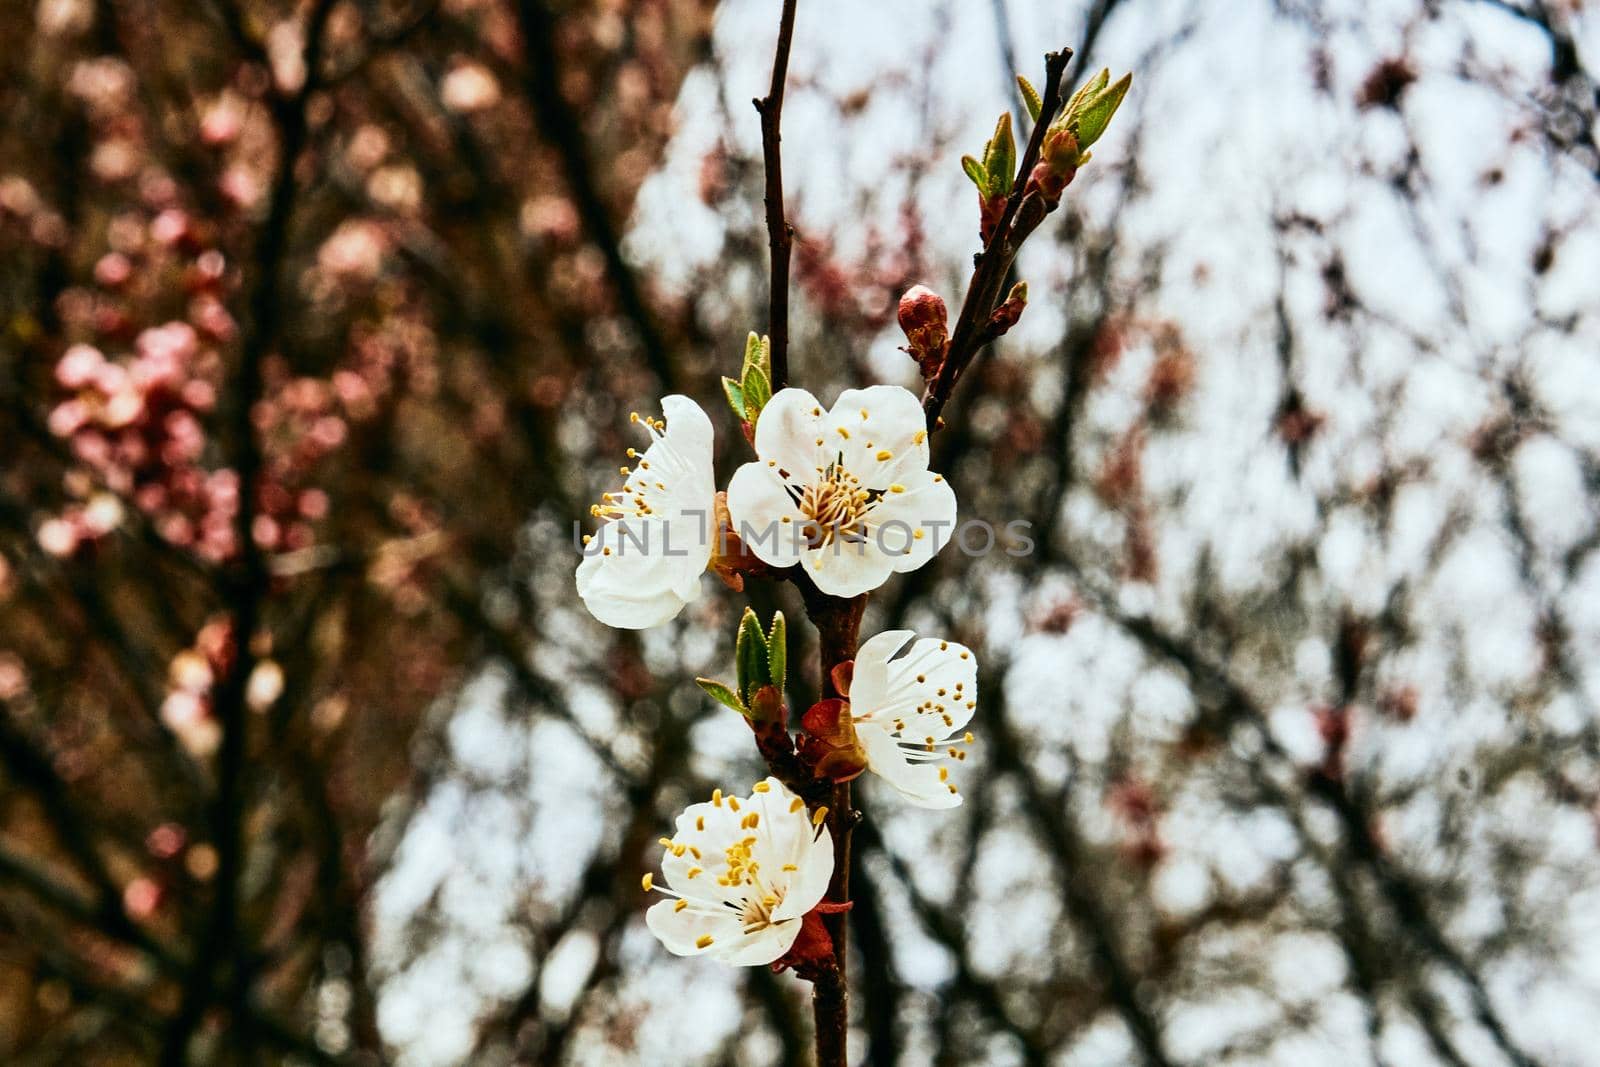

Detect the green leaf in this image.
[695,677,747,716]
[1016,75,1043,123]
[981,112,1016,200]
[741,363,772,421]
[1065,67,1110,118]
[1071,71,1131,151]
[735,608,769,702]
[960,154,987,192]
[742,331,771,377]
[721,376,746,420]
[766,611,787,693]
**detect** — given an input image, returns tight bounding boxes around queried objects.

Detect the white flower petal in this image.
[712,918,804,966]
[659,394,715,465]
[856,721,963,809]
[848,629,915,712]
[576,520,696,629]
[645,900,747,957]
[725,462,809,568]
[802,538,897,598]
[869,636,979,733]
[753,387,827,479]
[867,469,957,573]
[828,385,932,487]
[575,397,716,629]
[772,825,834,922]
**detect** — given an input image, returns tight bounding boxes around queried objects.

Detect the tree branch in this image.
[754,0,800,390]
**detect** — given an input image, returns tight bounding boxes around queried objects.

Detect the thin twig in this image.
[923,48,1072,427]
[754,0,800,390]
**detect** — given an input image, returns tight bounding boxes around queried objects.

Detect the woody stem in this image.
[806,589,866,1067]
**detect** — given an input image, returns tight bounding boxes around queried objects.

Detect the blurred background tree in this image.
[2,0,1599,1065]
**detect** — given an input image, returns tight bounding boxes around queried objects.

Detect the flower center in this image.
[797,461,874,548]
[719,834,784,929]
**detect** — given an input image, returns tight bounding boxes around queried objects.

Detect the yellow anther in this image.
[913,529,926,540]
[712,789,722,806]
[964,732,975,744]
[890,483,906,493]
[782,863,798,872]
[913,429,927,444]
[696,816,705,832]
[836,427,850,439]
[789,797,804,813]
[659,837,674,849]
[752,781,771,793]
[728,797,740,812]
[695,934,714,949]
[641,873,654,891]
[812,806,829,826]
[876,449,893,461]
[939,767,949,781]
[686,866,702,879]
[674,899,689,912]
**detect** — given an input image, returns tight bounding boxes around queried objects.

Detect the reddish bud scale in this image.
[799,697,868,783]
[897,285,949,379]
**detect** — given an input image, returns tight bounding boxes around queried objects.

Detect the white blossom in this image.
[849,630,977,809]
[576,396,716,628]
[724,385,956,597]
[643,777,833,966]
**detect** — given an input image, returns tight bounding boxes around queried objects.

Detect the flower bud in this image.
[897,285,949,378]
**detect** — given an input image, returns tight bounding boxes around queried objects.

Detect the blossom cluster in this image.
[576,363,979,968]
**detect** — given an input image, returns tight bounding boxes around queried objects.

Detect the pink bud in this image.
[94,252,132,288]
[56,343,105,388]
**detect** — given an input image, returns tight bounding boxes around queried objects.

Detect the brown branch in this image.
[923,48,1072,427]
[754,0,800,390]
[799,586,866,1067]
[517,0,676,388]
[161,2,337,1061]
